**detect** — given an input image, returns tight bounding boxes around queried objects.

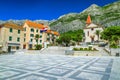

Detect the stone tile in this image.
[40,67,72,76]
[0,69,26,80]
[12,74,57,80]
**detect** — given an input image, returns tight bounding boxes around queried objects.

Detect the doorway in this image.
[23,44,26,49]
[8,46,11,52]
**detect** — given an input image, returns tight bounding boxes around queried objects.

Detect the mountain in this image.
[0,1,119,33]
[0,19,49,26]
[50,1,120,33]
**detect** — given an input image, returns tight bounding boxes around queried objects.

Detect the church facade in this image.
[84,15,104,43]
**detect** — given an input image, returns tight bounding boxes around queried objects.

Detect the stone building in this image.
[84,15,103,43]
[0,23,24,52]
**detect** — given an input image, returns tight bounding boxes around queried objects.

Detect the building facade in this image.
[0,23,24,52]
[46,30,59,44]
[23,20,59,49]
[84,15,103,43]
[0,21,59,52]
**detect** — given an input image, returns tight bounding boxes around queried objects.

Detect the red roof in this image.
[46,30,60,36]
[25,20,46,29]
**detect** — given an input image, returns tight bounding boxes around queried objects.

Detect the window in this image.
[18,30,20,34]
[36,40,38,43]
[31,28,34,32]
[31,39,33,42]
[16,47,19,50]
[40,40,42,43]
[9,36,12,41]
[17,37,20,42]
[87,31,89,36]
[91,28,94,31]
[9,28,13,32]
[30,34,34,37]
[36,29,38,33]
[47,38,50,41]
[24,38,26,42]
[24,34,26,37]
[40,35,42,38]
[52,34,54,37]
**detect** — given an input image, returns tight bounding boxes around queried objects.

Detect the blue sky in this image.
[0,0,117,20]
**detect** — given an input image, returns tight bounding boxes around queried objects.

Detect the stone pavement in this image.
[0,54,120,80]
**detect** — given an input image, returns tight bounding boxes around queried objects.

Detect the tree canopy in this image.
[101,26,120,48]
[56,29,83,46]
[101,26,120,41]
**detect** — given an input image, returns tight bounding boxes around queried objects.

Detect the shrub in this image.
[73,48,79,51]
[35,44,42,50]
[80,48,83,50]
[28,48,34,50]
[84,48,88,51]
[88,47,92,50]
[71,42,76,46]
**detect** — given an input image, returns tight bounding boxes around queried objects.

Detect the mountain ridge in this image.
[50,1,120,33]
[0,1,120,33]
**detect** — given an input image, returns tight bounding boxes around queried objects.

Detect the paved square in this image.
[0,54,119,80]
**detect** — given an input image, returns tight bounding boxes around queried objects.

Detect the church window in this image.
[91,28,94,31]
[87,31,89,36]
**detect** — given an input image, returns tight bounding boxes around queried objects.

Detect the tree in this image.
[101,26,120,41]
[56,29,83,46]
[101,26,120,48]
[35,34,40,45]
[61,34,71,46]
[95,30,100,42]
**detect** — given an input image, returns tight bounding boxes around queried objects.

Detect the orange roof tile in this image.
[25,20,47,29]
[86,15,92,24]
[3,22,23,30]
[46,30,60,36]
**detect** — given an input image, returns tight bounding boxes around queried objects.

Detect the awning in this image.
[8,43,20,46]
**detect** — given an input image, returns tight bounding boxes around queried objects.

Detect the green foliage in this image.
[84,48,88,51]
[61,29,83,42]
[73,48,79,51]
[101,26,120,48]
[35,34,40,45]
[101,26,120,41]
[56,29,83,46]
[35,44,42,50]
[95,30,101,41]
[80,48,83,50]
[88,47,92,50]
[73,47,98,51]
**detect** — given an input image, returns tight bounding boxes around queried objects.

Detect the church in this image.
[84,15,104,43]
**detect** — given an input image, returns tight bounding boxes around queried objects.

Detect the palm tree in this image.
[35,34,40,45]
[95,30,100,42]
[111,35,119,45]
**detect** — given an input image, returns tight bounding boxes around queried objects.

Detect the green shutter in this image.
[18,30,20,34]
[36,40,38,42]
[36,29,38,32]
[9,36,12,41]
[30,34,34,37]
[40,35,42,38]
[9,28,13,32]
[40,40,42,43]
[31,39,33,42]
[17,37,20,42]
[24,38,25,42]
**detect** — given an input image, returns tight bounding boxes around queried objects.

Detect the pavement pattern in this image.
[0,54,120,80]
